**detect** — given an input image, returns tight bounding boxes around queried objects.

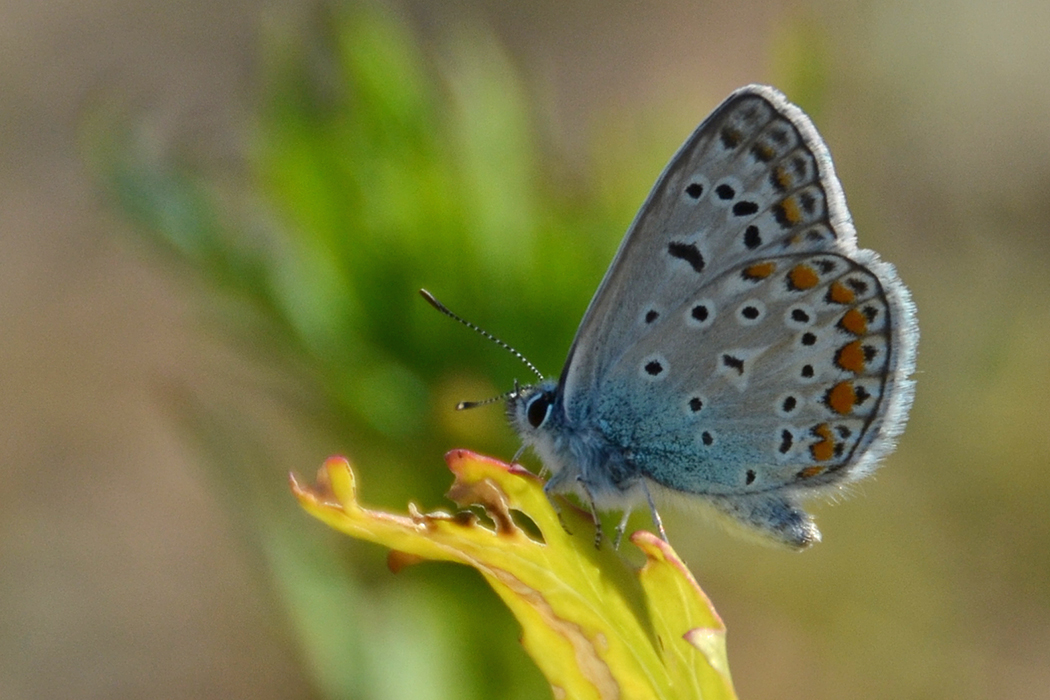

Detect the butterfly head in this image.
[506,377,560,437]
[506,376,586,483]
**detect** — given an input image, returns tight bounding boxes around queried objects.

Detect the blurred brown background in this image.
[4,1,1050,699]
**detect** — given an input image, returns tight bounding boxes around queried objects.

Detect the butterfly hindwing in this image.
[594,252,899,494]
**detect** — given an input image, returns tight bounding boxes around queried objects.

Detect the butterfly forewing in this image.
[561,86,856,420]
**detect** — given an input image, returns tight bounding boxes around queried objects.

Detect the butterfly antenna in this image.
[455,380,527,411]
[420,289,545,383]
[455,391,512,411]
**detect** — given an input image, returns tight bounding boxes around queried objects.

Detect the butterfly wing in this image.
[558,86,916,515]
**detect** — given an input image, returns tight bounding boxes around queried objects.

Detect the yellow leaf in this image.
[291,449,737,699]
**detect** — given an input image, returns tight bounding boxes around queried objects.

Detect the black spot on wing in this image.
[722,354,745,375]
[732,200,759,217]
[744,225,762,249]
[668,242,705,273]
[715,183,736,200]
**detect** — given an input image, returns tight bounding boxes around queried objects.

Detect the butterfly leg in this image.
[612,509,632,550]
[575,476,605,548]
[552,502,574,536]
[541,474,574,536]
[640,481,668,542]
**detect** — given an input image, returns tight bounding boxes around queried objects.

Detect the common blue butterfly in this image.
[431,85,916,549]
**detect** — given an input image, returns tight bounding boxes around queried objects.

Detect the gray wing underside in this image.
[559,85,917,495]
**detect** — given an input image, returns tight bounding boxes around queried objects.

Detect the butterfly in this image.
[430,85,917,549]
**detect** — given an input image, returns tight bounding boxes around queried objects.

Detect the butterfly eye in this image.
[526,393,553,428]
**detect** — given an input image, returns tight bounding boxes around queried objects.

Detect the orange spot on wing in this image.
[835,341,866,373]
[828,281,855,304]
[722,127,743,147]
[788,264,820,290]
[754,143,776,161]
[810,423,835,462]
[799,465,825,479]
[744,262,776,280]
[826,381,857,415]
[774,165,792,190]
[839,308,868,335]
[778,197,802,225]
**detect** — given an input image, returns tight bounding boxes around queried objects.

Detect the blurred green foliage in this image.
[92,3,673,698]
